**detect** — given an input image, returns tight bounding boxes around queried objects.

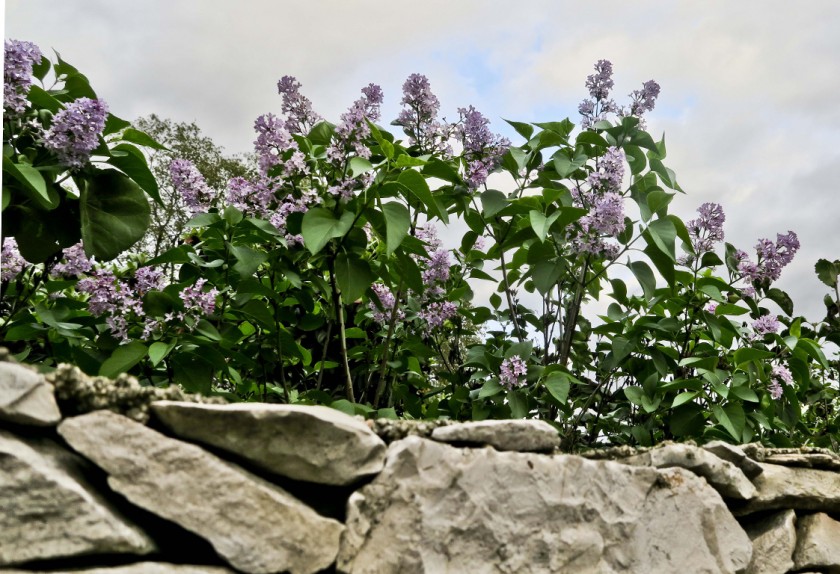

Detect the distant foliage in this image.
[2,45,838,450]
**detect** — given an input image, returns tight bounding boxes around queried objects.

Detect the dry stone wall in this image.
[2,357,840,574]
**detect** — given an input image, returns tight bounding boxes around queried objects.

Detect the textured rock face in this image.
[742,509,796,574]
[150,401,386,485]
[430,419,561,452]
[0,564,235,573]
[620,442,756,500]
[0,430,155,567]
[703,440,764,479]
[58,410,344,574]
[732,462,840,515]
[793,512,840,571]
[338,436,752,574]
[0,361,61,426]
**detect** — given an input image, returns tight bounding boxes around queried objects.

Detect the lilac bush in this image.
[4,39,42,115]
[43,97,109,168]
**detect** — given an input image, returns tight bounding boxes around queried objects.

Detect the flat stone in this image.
[0,564,235,573]
[741,509,796,574]
[338,436,752,574]
[151,402,386,486]
[0,430,155,567]
[731,463,840,515]
[619,442,756,500]
[58,410,343,574]
[703,440,764,479]
[0,362,61,426]
[430,419,561,452]
[793,512,840,571]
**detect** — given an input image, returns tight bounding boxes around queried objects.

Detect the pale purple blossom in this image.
[4,39,42,116]
[499,356,528,389]
[627,80,661,117]
[686,202,725,255]
[1,237,27,281]
[738,231,800,284]
[580,192,625,237]
[369,283,403,325]
[51,242,93,278]
[396,73,451,154]
[43,98,109,168]
[134,266,164,295]
[276,76,321,134]
[456,105,510,189]
[706,302,719,314]
[578,60,618,129]
[225,176,273,217]
[753,314,781,336]
[327,83,384,164]
[418,300,457,331]
[179,278,217,318]
[77,269,143,342]
[768,364,793,400]
[170,159,214,215]
[587,147,625,193]
[767,379,783,400]
[422,249,451,288]
[253,113,298,177]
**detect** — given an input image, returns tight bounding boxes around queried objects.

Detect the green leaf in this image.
[307,121,336,145]
[529,210,561,243]
[672,391,699,408]
[107,143,161,203]
[422,158,461,184]
[507,390,528,418]
[730,385,759,402]
[815,259,839,288]
[3,157,58,209]
[624,386,645,407]
[481,189,507,218]
[644,217,677,261]
[504,119,534,140]
[81,170,150,261]
[646,190,673,217]
[347,156,373,177]
[231,245,268,277]
[381,202,410,255]
[552,149,587,178]
[733,347,775,369]
[532,261,564,295]
[148,341,173,367]
[99,341,148,378]
[27,85,62,112]
[670,403,705,437]
[766,288,794,316]
[479,378,504,398]
[335,252,373,302]
[171,352,213,394]
[629,260,657,299]
[712,403,746,442]
[301,208,354,255]
[399,170,448,223]
[543,372,570,403]
[103,113,131,136]
[119,127,168,150]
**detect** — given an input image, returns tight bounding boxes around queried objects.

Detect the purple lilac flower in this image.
[51,242,93,278]
[134,266,164,295]
[327,83,384,164]
[179,278,218,318]
[752,314,781,336]
[767,379,783,400]
[587,146,625,193]
[767,364,793,400]
[686,203,725,255]
[369,283,404,325]
[276,76,321,134]
[580,192,625,237]
[422,249,451,292]
[4,39,42,116]
[77,269,144,342]
[415,225,443,251]
[627,80,661,117]
[737,231,800,284]
[499,356,528,389]
[578,60,618,129]
[170,159,214,215]
[418,300,457,331]
[706,302,719,314]
[396,74,451,154]
[456,105,510,189]
[226,176,275,217]
[1,237,27,281]
[43,98,109,168]
[253,113,303,178]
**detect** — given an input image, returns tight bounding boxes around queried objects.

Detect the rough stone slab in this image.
[0,430,155,567]
[58,410,343,574]
[731,462,840,516]
[0,362,61,426]
[430,419,561,452]
[338,436,752,574]
[0,568,230,574]
[151,401,386,485]
[703,440,764,479]
[793,512,840,571]
[619,442,756,500]
[741,509,796,574]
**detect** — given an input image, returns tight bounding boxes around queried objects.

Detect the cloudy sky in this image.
[5,0,840,320]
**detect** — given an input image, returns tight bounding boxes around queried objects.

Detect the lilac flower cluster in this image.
[395,74,451,154]
[1,238,27,282]
[43,98,109,168]
[768,365,794,400]
[499,356,527,389]
[586,147,626,193]
[134,266,164,295]
[572,147,626,258]
[4,39,42,116]
[369,283,404,325]
[51,242,93,278]
[253,113,309,179]
[327,83,384,164]
[77,269,144,341]
[456,105,510,189]
[752,314,781,336]
[686,203,726,255]
[276,76,321,134]
[627,80,661,117]
[170,159,214,215]
[178,278,218,320]
[578,60,618,129]
[736,231,800,284]
[418,301,457,330]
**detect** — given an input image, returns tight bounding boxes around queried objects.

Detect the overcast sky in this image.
[5,0,840,321]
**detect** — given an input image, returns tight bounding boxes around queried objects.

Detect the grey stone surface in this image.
[58,410,343,574]
[703,440,764,479]
[793,512,840,572]
[150,401,386,485]
[0,564,234,573]
[0,430,155,567]
[732,462,840,515]
[741,509,796,574]
[338,436,752,574]
[0,362,61,426]
[430,419,561,452]
[619,442,756,500]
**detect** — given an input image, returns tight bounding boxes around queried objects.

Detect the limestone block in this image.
[58,410,343,574]
[732,463,840,515]
[741,509,796,574]
[0,564,235,573]
[430,419,561,452]
[151,401,386,485]
[703,440,764,479]
[793,512,840,572]
[0,362,61,426]
[338,436,752,574]
[0,430,155,567]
